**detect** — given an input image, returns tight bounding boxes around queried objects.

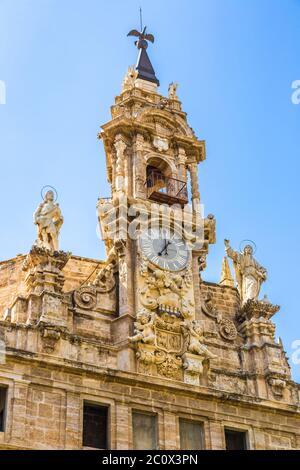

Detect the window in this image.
[179,419,204,450]
[0,388,7,432]
[82,403,108,449]
[132,411,157,450]
[225,429,248,450]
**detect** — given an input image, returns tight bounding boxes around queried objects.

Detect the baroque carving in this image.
[93,264,115,292]
[201,292,237,341]
[122,66,138,92]
[224,239,267,304]
[73,286,97,310]
[182,320,216,359]
[139,268,194,318]
[217,317,238,341]
[131,306,215,383]
[41,327,61,353]
[238,298,280,323]
[33,190,64,252]
[201,293,218,319]
[130,309,155,345]
[153,136,169,152]
[168,82,179,101]
[267,375,287,398]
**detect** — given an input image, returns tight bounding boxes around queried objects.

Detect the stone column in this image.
[192,253,203,319]
[114,134,127,194]
[188,162,200,212]
[133,134,146,199]
[177,147,187,181]
[112,239,136,372]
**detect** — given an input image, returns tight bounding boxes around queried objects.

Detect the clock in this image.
[140,228,190,272]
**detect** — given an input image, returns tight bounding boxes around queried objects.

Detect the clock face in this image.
[140,228,190,272]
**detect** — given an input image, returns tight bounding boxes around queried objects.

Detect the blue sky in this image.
[0,0,300,380]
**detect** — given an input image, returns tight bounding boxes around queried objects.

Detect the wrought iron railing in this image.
[146,170,188,205]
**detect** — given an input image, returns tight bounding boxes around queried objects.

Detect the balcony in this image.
[146,170,188,207]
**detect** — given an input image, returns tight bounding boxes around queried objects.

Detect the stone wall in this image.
[0,357,299,450]
[0,253,299,450]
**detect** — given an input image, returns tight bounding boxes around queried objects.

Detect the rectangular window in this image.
[0,388,7,432]
[82,403,108,449]
[132,411,157,450]
[225,429,248,450]
[179,419,204,450]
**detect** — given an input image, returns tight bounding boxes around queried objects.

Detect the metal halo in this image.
[41,185,58,202]
[239,239,257,254]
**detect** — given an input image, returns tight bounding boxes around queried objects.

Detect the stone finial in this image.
[168,82,179,101]
[33,190,63,252]
[220,256,234,288]
[122,66,138,92]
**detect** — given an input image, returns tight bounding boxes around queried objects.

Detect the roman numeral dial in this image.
[140,228,189,272]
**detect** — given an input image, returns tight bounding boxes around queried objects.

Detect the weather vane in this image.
[127,8,155,50]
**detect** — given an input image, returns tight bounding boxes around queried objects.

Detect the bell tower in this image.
[97,26,216,384]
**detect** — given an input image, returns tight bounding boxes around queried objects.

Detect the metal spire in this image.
[127,15,159,86]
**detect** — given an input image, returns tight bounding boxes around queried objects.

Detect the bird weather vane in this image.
[127,9,155,50]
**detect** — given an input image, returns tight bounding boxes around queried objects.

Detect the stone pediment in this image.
[137,107,194,139]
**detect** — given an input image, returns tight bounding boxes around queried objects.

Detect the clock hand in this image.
[158,240,171,256]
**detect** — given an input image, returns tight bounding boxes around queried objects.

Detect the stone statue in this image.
[224,239,267,304]
[168,82,179,100]
[183,320,216,359]
[129,309,155,345]
[122,66,138,92]
[34,190,63,252]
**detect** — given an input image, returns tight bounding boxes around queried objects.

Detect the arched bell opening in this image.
[145,157,188,207]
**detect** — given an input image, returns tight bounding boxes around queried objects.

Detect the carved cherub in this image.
[129,309,156,345]
[183,320,216,359]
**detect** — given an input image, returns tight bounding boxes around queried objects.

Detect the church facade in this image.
[0,28,299,450]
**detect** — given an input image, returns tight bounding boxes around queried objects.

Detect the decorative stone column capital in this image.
[178,147,187,166]
[114,135,127,154]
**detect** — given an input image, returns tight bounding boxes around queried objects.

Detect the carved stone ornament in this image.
[238,298,280,323]
[122,66,138,92]
[168,82,179,101]
[201,293,218,319]
[201,293,237,341]
[267,375,287,398]
[139,268,195,319]
[130,308,215,383]
[41,327,61,353]
[217,317,238,341]
[153,136,169,152]
[23,246,70,273]
[73,286,97,310]
[93,264,115,292]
